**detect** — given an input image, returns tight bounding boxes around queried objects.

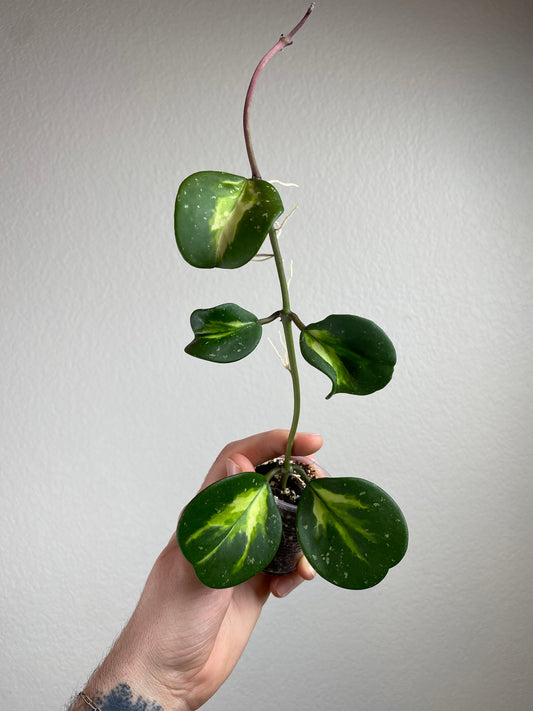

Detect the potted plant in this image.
[174,3,408,590]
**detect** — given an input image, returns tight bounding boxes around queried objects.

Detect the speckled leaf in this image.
[299,314,396,398]
[297,477,408,589]
[185,303,262,363]
[175,171,284,269]
[177,472,282,588]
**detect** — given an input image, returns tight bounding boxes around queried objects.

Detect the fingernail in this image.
[226,458,241,477]
[301,559,316,580]
[274,577,299,598]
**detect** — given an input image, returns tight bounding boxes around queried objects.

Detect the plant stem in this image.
[242,4,314,477]
[269,226,301,479]
[290,311,307,331]
[258,310,282,326]
[243,3,315,179]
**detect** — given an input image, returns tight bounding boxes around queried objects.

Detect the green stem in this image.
[258,310,282,326]
[242,4,314,479]
[268,226,301,478]
[290,311,307,331]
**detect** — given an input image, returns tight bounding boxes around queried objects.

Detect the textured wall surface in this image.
[1,1,532,710]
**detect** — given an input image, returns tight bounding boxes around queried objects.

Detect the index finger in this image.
[203,429,323,488]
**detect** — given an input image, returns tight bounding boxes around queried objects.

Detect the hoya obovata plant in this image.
[175,4,408,590]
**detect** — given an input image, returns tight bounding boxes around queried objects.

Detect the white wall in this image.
[2,1,532,709]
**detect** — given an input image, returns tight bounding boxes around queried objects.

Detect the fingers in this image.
[297,555,317,581]
[225,455,249,477]
[190,431,321,596]
[269,556,316,598]
[203,430,323,487]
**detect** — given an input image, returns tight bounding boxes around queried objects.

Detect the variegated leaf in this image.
[297,477,408,589]
[177,472,282,588]
[175,171,284,269]
[299,314,396,398]
[185,303,262,363]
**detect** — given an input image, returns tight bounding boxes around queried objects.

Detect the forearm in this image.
[70,685,163,711]
[69,623,187,711]
[70,684,166,711]
[69,432,322,711]
[70,665,186,711]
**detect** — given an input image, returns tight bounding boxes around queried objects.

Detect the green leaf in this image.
[185,303,262,363]
[297,477,408,589]
[175,171,284,269]
[177,472,282,588]
[299,314,396,398]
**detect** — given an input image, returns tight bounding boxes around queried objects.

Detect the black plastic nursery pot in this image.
[255,456,325,575]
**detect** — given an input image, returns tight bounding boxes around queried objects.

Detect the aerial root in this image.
[268,331,291,372]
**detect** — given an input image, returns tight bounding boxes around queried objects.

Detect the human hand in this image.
[75,429,322,711]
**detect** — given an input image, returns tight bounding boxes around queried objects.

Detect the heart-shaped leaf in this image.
[177,472,282,588]
[299,314,396,398]
[175,171,284,269]
[297,477,408,589]
[185,303,262,363]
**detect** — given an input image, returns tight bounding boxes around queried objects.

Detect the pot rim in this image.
[259,455,329,510]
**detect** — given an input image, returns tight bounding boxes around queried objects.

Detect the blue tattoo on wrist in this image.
[94,684,163,711]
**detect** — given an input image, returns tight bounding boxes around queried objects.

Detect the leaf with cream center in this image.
[297,477,408,589]
[185,303,262,363]
[175,171,284,269]
[300,314,396,398]
[177,472,282,588]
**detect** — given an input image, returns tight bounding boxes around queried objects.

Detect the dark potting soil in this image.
[255,459,318,504]
[255,459,320,575]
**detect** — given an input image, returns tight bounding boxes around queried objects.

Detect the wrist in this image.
[75,642,188,711]
[75,684,179,711]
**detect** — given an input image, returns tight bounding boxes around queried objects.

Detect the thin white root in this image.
[268,180,300,188]
[287,259,294,291]
[274,203,299,235]
[268,332,291,372]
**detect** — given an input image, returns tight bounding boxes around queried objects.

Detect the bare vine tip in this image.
[286,3,316,43]
[243,2,316,178]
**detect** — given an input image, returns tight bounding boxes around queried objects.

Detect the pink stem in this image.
[243,3,315,179]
